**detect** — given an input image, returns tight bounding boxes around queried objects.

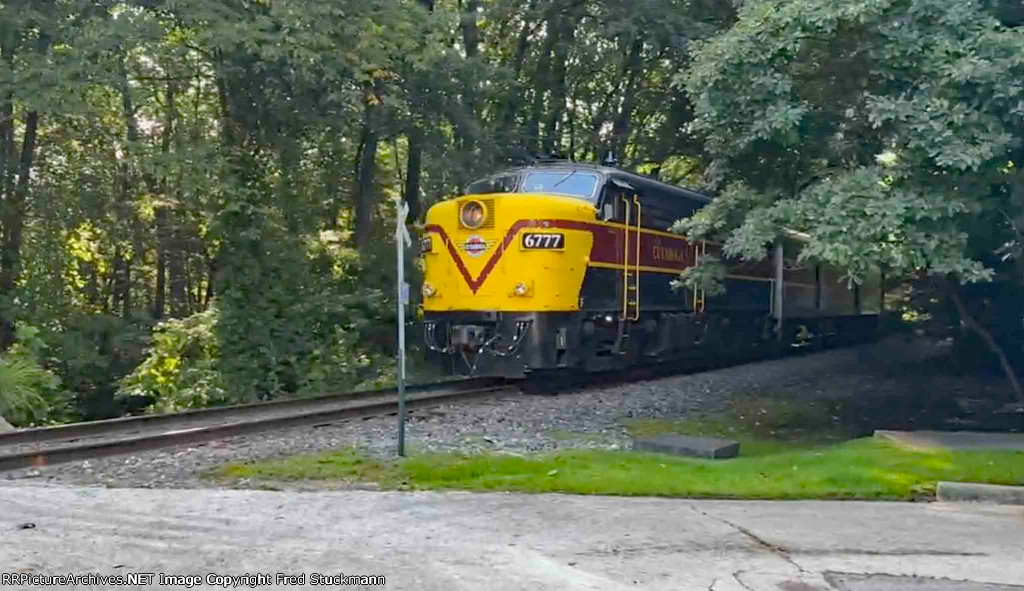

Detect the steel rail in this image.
[0,377,509,449]
[0,379,519,472]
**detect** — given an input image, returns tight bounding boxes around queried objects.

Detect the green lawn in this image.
[212,394,1024,500]
[213,438,1024,500]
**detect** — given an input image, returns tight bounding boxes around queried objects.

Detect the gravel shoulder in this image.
[1,337,1008,490]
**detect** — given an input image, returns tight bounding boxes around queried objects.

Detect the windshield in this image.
[466,174,519,195]
[521,171,600,201]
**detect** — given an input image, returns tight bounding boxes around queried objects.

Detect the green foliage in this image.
[672,254,728,298]
[678,0,1024,392]
[210,162,394,401]
[0,324,66,427]
[682,0,1024,284]
[0,357,62,427]
[48,315,151,420]
[117,309,225,413]
[118,284,397,412]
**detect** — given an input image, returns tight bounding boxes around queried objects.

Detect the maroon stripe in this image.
[577,223,696,270]
[425,220,699,293]
[424,224,478,292]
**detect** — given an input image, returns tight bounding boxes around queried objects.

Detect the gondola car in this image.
[419,158,881,377]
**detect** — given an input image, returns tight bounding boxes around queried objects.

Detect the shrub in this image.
[116,309,227,413]
[0,324,66,427]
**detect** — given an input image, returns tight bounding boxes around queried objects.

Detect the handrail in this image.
[621,195,631,319]
[631,195,642,321]
[692,240,708,313]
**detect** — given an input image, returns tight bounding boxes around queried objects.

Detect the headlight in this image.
[460,200,487,229]
[422,283,437,298]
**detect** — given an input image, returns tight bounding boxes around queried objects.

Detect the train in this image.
[418,158,882,377]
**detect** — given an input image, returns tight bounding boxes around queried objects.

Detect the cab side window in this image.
[599,185,638,223]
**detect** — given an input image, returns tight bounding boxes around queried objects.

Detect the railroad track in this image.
[0,377,520,473]
[0,335,884,474]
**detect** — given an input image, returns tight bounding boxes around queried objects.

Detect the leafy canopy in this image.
[675,0,1024,288]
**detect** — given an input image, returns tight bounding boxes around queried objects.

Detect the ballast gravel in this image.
[0,337,997,490]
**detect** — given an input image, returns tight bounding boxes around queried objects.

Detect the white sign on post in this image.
[395,200,411,457]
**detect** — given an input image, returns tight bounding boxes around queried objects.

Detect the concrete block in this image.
[936,481,1024,505]
[632,434,739,459]
[0,416,12,432]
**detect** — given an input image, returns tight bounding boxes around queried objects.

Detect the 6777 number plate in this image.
[521,233,565,250]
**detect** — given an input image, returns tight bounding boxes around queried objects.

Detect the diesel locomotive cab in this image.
[420,164,606,377]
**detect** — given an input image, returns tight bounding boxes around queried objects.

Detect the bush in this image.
[47,314,151,420]
[0,324,66,427]
[117,309,227,413]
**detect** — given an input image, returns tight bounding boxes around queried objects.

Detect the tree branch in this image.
[948,281,1024,405]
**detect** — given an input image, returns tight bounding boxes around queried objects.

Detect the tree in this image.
[677,0,1024,403]
[0,0,763,419]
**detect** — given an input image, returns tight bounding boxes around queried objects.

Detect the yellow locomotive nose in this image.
[420,192,594,312]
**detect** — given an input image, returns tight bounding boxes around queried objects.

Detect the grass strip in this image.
[213,438,1024,500]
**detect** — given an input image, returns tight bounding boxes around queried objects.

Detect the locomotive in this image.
[419,159,882,377]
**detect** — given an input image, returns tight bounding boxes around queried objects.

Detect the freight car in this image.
[419,159,881,377]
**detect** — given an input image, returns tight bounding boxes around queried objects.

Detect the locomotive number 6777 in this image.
[522,233,564,250]
[419,159,882,377]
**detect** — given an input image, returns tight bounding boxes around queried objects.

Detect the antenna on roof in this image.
[603,151,619,167]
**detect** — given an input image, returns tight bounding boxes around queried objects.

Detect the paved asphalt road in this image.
[1,485,1022,590]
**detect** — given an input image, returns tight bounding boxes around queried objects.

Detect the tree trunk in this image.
[542,16,573,154]
[405,125,423,222]
[108,248,125,315]
[950,284,1024,405]
[353,101,380,251]
[84,261,99,309]
[461,0,481,58]
[321,138,344,229]
[450,0,482,159]
[609,38,644,160]
[496,0,537,152]
[152,80,178,320]
[168,223,187,318]
[204,254,216,309]
[526,22,559,154]
[0,109,39,348]
[0,96,12,203]
[122,256,132,320]
[117,53,140,321]
[185,255,195,314]
[153,207,168,320]
[509,0,537,76]
[0,37,15,204]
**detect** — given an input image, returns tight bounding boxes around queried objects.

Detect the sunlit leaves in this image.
[682,0,1024,287]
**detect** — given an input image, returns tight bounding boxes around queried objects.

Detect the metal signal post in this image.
[395,199,412,457]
